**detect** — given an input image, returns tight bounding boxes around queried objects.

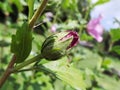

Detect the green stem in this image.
[29,0,48,28]
[108,41,114,52]
[28,0,35,21]
[13,54,43,72]
[13,65,56,77]
[79,7,90,36]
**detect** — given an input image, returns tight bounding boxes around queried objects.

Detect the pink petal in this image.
[60,31,79,49]
[67,31,79,49]
[96,36,103,42]
[87,14,104,42]
[50,24,57,33]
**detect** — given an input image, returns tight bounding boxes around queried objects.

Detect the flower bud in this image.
[41,31,79,60]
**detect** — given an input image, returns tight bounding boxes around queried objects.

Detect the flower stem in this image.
[13,65,56,77]
[13,54,43,72]
[29,0,48,28]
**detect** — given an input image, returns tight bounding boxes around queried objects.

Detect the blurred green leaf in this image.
[34,72,54,90]
[0,1,12,13]
[110,57,120,71]
[54,79,75,90]
[11,0,23,11]
[81,33,93,41]
[96,74,120,90]
[93,0,110,6]
[57,20,79,30]
[110,28,120,42]
[61,0,78,11]
[44,58,86,90]
[11,22,33,63]
[74,47,102,70]
[92,87,105,90]
[56,66,86,90]
[102,59,112,69]
[112,45,120,55]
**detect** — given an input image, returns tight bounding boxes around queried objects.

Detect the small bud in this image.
[41,31,79,60]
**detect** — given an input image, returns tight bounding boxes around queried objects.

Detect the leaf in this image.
[93,0,110,6]
[44,58,86,90]
[102,59,112,69]
[112,45,120,55]
[11,22,33,63]
[55,66,86,90]
[81,33,93,41]
[96,74,120,90]
[104,57,120,75]
[11,0,23,11]
[110,28,120,42]
[74,46,102,70]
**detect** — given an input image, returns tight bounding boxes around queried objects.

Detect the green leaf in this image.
[102,59,112,69]
[96,74,120,90]
[110,28,120,42]
[93,0,110,6]
[11,22,33,63]
[112,45,120,55]
[74,46,102,70]
[55,66,86,90]
[44,58,86,90]
[11,0,23,11]
[81,33,93,41]
[104,57,120,74]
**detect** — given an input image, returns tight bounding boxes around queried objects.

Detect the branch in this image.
[13,54,43,72]
[0,55,16,88]
[29,0,48,28]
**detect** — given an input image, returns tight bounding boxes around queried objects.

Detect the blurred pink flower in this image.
[44,12,53,22]
[87,15,104,42]
[50,24,57,33]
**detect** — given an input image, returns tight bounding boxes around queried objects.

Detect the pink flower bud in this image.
[41,31,79,60]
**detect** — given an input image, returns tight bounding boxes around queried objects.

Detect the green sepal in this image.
[41,32,72,60]
[11,22,33,63]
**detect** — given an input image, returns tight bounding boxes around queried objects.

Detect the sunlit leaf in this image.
[44,58,86,90]
[93,0,110,6]
[96,74,120,90]
[110,28,120,42]
[112,45,120,55]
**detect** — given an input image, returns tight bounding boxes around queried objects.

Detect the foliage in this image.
[0,0,120,90]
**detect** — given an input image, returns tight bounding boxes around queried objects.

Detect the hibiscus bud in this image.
[41,31,79,60]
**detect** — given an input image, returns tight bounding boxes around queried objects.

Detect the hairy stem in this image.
[29,0,48,28]
[0,55,16,88]
[13,54,43,72]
